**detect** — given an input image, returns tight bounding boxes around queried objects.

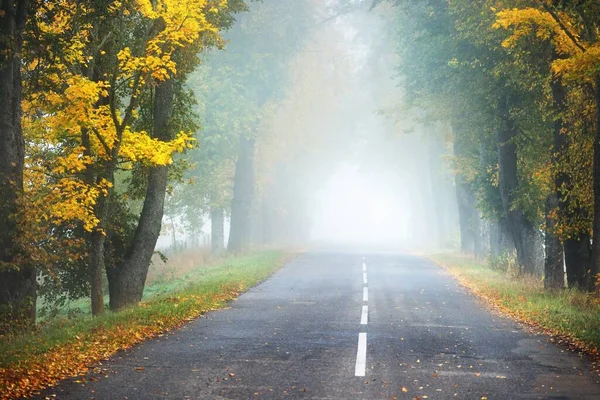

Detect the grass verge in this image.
[0,250,287,400]
[428,252,600,372]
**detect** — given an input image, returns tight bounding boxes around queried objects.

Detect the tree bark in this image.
[0,0,34,332]
[453,127,480,255]
[497,92,543,275]
[544,75,566,290]
[490,217,514,257]
[107,79,174,310]
[591,76,600,294]
[90,191,108,316]
[211,208,225,254]
[228,136,256,252]
[564,235,590,288]
[545,192,565,289]
[550,76,591,289]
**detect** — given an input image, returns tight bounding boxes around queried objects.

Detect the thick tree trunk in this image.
[89,155,120,315]
[591,76,600,294]
[90,194,108,316]
[497,93,543,275]
[549,76,591,289]
[564,235,590,288]
[544,76,566,290]
[0,0,34,332]
[107,79,174,310]
[545,192,565,289]
[228,137,256,252]
[490,218,514,257]
[211,208,225,254]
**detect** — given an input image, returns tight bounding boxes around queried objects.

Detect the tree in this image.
[0,0,33,332]
[495,1,600,291]
[21,0,244,314]
[177,0,312,252]
[383,0,552,274]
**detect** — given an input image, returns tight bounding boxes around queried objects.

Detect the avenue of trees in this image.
[375,0,600,293]
[2,0,600,334]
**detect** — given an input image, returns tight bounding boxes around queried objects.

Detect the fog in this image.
[160,0,459,254]
[310,165,408,246]
[280,2,458,251]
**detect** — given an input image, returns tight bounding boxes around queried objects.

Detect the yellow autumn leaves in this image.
[118,0,221,83]
[23,0,223,235]
[494,7,600,84]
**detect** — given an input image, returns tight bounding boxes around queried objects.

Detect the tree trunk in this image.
[471,204,483,258]
[453,127,476,254]
[564,235,590,288]
[549,76,591,289]
[490,218,514,257]
[228,137,256,252]
[82,64,112,315]
[90,194,108,316]
[211,208,225,254]
[497,92,543,275]
[544,75,566,290]
[591,76,600,294]
[0,0,34,333]
[107,79,174,310]
[545,192,564,289]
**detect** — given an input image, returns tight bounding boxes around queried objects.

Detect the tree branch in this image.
[90,126,112,156]
[536,0,586,53]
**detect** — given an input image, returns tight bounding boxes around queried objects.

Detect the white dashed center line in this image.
[360,305,368,325]
[355,333,367,376]
[355,258,368,377]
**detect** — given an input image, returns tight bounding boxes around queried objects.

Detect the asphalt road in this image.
[36,252,600,399]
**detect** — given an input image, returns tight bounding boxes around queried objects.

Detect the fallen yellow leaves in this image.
[0,284,245,399]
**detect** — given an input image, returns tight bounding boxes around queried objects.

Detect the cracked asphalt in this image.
[34,251,600,399]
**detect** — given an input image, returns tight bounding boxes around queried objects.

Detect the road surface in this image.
[36,252,600,399]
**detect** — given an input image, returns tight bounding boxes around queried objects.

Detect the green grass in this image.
[429,253,600,353]
[0,250,286,370]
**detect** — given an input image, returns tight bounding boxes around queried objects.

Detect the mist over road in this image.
[37,252,600,399]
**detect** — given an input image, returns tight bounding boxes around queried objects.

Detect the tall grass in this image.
[429,253,600,354]
[0,250,287,399]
